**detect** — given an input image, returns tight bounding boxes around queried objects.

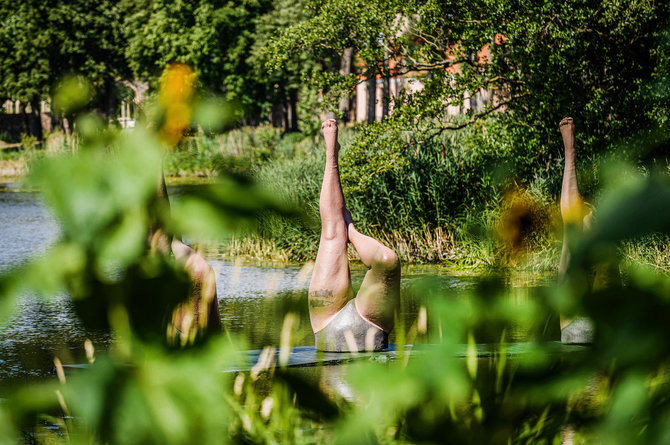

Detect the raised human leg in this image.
[558,117,593,342]
[558,117,584,281]
[153,173,222,342]
[559,120,618,292]
[171,239,222,338]
[345,210,400,332]
[308,119,354,333]
[559,118,585,228]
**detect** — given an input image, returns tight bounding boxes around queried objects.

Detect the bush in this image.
[229,118,565,265]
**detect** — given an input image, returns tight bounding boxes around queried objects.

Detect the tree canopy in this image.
[122,0,269,111]
[1,0,668,149]
[268,0,670,161]
[0,0,323,125]
[0,0,128,114]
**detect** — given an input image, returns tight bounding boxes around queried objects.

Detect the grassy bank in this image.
[3,123,668,271]
[224,120,567,270]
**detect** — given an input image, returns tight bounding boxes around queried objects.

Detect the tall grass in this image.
[622,234,670,274]
[162,125,314,178]
[4,123,666,269]
[221,120,566,268]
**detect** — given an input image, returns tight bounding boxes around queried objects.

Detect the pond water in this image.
[0,187,559,397]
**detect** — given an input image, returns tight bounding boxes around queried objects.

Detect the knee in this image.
[372,249,400,273]
[188,255,214,284]
[321,220,348,243]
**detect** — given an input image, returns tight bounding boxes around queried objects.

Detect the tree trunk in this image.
[338,48,354,122]
[102,80,117,123]
[382,77,390,120]
[271,101,284,128]
[29,98,43,140]
[382,74,391,121]
[283,99,290,133]
[288,89,298,132]
[382,49,390,121]
[367,65,376,124]
[21,103,29,137]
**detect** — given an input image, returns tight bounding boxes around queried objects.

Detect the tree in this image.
[247,0,327,132]
[0,0,129,121]
[121,0,329,129]
[121,0,273,122]
[268,0,670,167]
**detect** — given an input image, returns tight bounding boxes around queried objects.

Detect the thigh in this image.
[355,264,400,333]
[308,238,353,332]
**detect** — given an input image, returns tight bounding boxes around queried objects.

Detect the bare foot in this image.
[559,117,575,155]
[322,119,340,153]
[559,116,574,128]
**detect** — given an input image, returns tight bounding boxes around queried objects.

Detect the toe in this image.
[322,120,337,132]
[559,117,573,127]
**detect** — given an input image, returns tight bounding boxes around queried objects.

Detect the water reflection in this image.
[0,189,58,269]
[319,363,356,401]
[0,189,559,395]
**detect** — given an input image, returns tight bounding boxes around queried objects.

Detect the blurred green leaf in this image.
[66,339,235,445]
[192,97,235,133]
[169,175,298,241]
[52,76,94,116]
[275,369,340,420]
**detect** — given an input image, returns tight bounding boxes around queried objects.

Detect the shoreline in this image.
[0,171,561,270]
[2,171,665,274]
[0,172,217,190]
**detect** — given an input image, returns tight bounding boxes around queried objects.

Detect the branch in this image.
[417,92,532,143]
[451,19,490,24]
[387,57,480,76]
[413,29,446,53]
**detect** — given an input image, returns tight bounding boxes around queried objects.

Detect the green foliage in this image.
[163,125,283,178]
[622,233,670,274]
[120,0,325,123]
[0,0,326,126]
[342,118,503,231]
[65,343,236,445]
[252,154,323,260]
[52,76,95,117]
[3,3,670,439]
[269,0,670,166]
[0,0,128,111]
[247,0,324,123]
[3,93,670,444]
[122,0,267,98]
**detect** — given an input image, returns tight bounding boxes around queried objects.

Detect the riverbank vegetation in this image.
[3,72,670,444]
[2,117,668,272]
[2,0,669,269]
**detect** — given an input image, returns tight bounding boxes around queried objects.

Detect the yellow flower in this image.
[159,63,196,106]
[159,63,198,146]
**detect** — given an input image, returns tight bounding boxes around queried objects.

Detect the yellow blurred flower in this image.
[159,63,197,146]
[497,188,555,262]
[562,196,587,224]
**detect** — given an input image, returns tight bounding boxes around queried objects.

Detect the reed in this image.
[622,234,670,274]
[222,122,567,268]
